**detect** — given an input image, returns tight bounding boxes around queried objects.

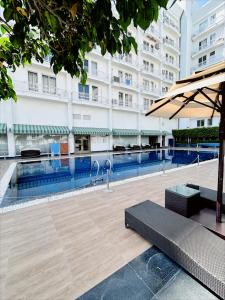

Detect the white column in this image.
[5,100,16,157]
[137,28,142,146]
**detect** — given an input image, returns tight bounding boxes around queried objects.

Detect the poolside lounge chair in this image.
[129,144,141,150]
[21,148,41,158]
[141,144,151,149]
[186,184,225,213]
[113,145,126,151]
[125,200,225,299]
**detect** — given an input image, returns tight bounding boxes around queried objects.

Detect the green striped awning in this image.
[72,127,111,136]
[13,124,70,135]
[141,130,162,136]
[112,129,140,136]
[0,123,7,134]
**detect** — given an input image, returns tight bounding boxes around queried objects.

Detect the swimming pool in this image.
[1,149,217,208]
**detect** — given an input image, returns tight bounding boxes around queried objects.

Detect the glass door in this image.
[75,135,90,152]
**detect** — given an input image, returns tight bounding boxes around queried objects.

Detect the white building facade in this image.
[179,0,225,130]
[0,3,182,157]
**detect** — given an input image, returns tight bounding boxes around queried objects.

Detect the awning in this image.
[13,124,70,135]
[0,123,7,134]
[141,130,161,136]
[112,129,140,136]
[72,127,111,136]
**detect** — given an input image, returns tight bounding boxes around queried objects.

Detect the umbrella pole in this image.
[216,97,225,223]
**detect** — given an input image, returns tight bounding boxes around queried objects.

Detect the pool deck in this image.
[0,159,223,300]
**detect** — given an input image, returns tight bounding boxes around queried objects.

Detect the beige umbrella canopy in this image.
[146,61,225,223]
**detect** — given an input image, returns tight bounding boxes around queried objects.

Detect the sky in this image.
[196,0,209,6]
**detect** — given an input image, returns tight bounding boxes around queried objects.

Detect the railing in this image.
[87,70,109,82]
[192,37,225,55]
[163,59,179,69]
[111,98,138,110]
[141,67,160,77]
[72,92,109,106]
[113,55,138,67]
[163,15,179,33]
[162,76,174,83]
[163,38,179,51]
[111,77,138,89]
[13,80,68,99]
[142,46,160,58]
[145,26,160,40]
[141,87,160,96]
[192,15,225,38]
[191,55,225,73]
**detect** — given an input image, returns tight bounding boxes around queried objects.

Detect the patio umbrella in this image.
[146,61,225,223]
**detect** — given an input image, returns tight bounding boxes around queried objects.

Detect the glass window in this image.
[143,60,149,71]
[119,92,123,106]
[143,41,149,51]
[125,73,132,85]
[91,61,97,76]
[78,83,89,100]
[92,86,98,101]
[42,75,56,94]
[28,71,38,91]
[198,55,207,67]
[118,71,123,82]
[210,33,216,45]
[83,115,91,120]
[208,119,212,126]
[197,119,205,127]
[73,114,81,119]
[125,94,132,107]
[199,20,208,32]
[210,14,216,24]
[83,60,89,72]
[199,38,207,50]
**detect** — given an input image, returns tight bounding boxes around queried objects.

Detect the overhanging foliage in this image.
[0,0,169,101]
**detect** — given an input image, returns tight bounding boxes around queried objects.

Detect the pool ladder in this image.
[90,159,112,185]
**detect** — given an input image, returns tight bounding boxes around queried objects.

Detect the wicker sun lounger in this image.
[125,200,225,299]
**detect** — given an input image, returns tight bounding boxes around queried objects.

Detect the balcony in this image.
[72,92,110,107]
[141,67,161,79]
[163,15,180,35]
[112,54,138,70]
[162,75,174,84]
[163,38,179,53]
[163,59,179,70]
[111,76,138,90]
[87,70,110,84]
[192,36,225,56]
[111,98,138,111]
[13,80,69,102]
[192,15,225,39]
[142,46,160,60]
[145,26,161,41]
[141,87,160,97]
[191,54,225,73]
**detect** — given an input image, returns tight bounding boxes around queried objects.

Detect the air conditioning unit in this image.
[113,76,120,83]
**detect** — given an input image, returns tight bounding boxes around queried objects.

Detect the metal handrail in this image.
[90,160,100,182]
[102,159,112,176]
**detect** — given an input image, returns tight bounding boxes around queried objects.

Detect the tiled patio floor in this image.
[0,159,223,300]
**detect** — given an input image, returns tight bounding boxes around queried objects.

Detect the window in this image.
[150,63,154,72]
[42,75,56,94]
[198,55,207,67]
[28,71,38,91]
[143,41,149,51]
[208,118,212,126]
[125,73,132,85]
[118,71,123,82]
[83,115,91,120]
[144,98,154,110]
[197,119,205,127]
[169,72,174,81]
[125,94,132,107]
[119,92,123,106]
[143,79,149,91]
[199,38,207,51]
[210,14,216,24]
[210,33,216,45]
[143,60,149,71]
[73,114,81,120]
[199,20,208,33]
[91,61,97,76]
[78,83,89,100]
[210,51,215,60]
[125,53,132,63]
[92,86,98,101]
[83,60,89,72]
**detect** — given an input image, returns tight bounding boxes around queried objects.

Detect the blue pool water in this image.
[1,150,217,208]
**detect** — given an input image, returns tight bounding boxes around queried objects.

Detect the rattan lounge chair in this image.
[125,200,225,299]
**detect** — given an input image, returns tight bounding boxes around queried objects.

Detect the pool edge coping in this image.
[0,158,218,214]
